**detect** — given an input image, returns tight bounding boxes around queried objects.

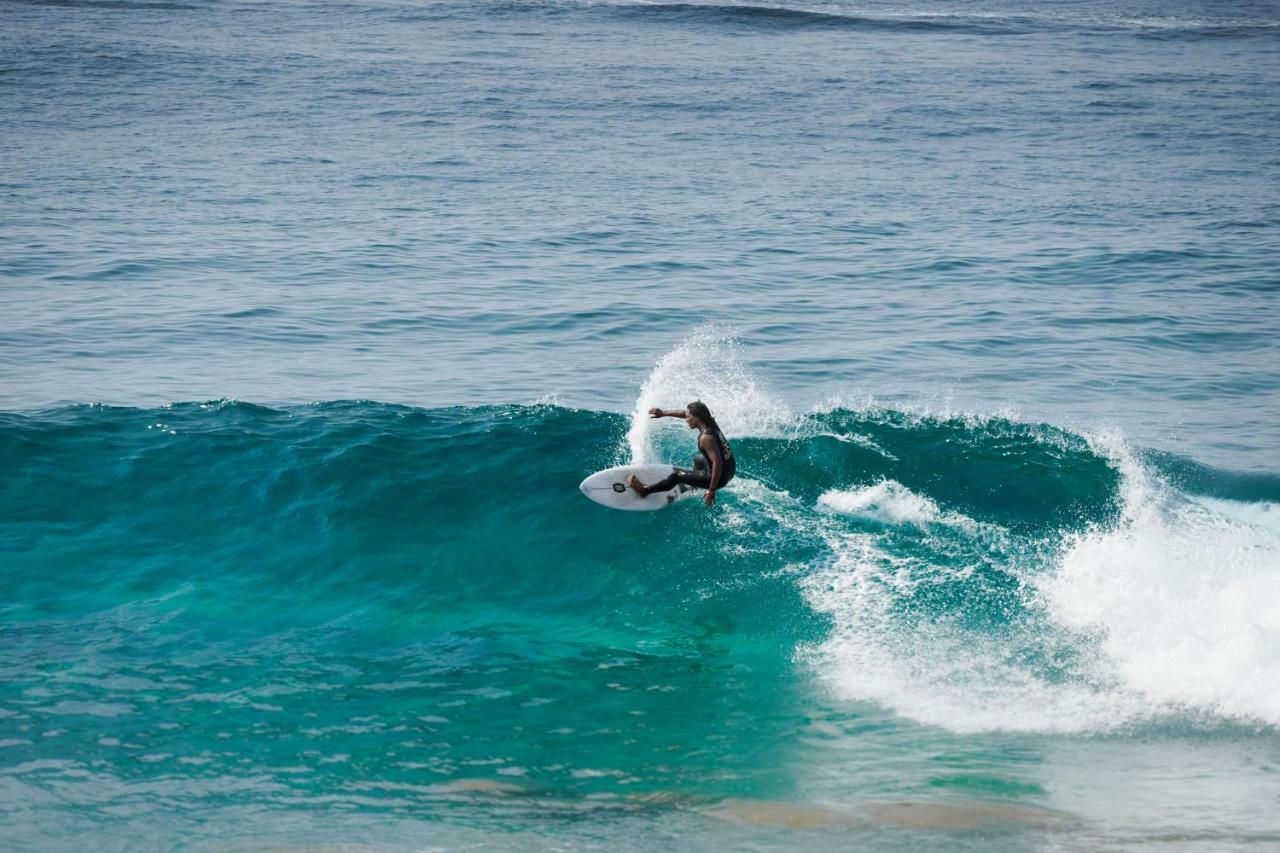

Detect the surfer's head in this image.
[686,400,717,431]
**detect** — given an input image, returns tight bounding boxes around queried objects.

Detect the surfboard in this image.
[579,463,703,511]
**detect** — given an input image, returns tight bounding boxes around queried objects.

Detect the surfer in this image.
[628,401,735,506]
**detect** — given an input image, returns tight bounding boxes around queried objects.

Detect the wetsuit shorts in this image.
[645,453,734,494]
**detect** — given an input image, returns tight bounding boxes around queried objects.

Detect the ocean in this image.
[1,0,1279,849]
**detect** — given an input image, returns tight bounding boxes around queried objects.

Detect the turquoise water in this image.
[3,395,1279,849]
[3,0,1280,849]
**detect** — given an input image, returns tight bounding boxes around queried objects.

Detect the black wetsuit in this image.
[646,426,736,494]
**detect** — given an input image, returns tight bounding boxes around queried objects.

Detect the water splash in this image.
[818,480,940,526]
[1044,454,1280,726]
[802,429,1280,733]
[624,326,791,464]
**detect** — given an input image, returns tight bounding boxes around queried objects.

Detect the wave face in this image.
[3,397,1279,846]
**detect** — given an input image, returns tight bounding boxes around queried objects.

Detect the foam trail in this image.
[625,327,790,464]
[818,480,939,526]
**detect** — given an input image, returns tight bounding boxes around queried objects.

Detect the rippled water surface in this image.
[5,0,1280,464]
[2,0,1279,850]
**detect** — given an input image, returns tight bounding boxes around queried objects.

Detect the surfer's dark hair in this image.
[687,400,720,432]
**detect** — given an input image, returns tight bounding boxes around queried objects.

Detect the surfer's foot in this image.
[628,475,647,496]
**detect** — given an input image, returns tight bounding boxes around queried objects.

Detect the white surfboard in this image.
[579,463,703,511]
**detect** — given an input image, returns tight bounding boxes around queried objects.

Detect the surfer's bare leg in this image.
[628,475,648,496]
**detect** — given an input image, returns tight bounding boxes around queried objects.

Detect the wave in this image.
[34,0,1271,40]
[607,2,1036,34]
[542,1,1280,39]
[3,390,1276,735]
[803,430,1280,734]
[5,0,195,10]
[3,328,1277,735]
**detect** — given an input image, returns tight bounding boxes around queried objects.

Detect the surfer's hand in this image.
[704,490,716,507]
[648,407,663,418]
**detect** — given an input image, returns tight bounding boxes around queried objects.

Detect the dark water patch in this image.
[1146,449,1280,504]
[45,260,156,281]
[612,259,712,273]
[5,0,195,9]
[1132,23,1280,41]
[1023,246,1224,285]
[1161,327,1276,353]
[1086,100,1151,111]
[223,307,286,319]
[606,3,1036,35]
[1131,71,1208,85]
[1077,81,1132,91]
[533,229,623,248]
[353,173,442,185]
[1045,312,1175,328]
[1201,218,1276,233]
[921,124,1005,138]
[359,313,457,333]
[261,156,337,166]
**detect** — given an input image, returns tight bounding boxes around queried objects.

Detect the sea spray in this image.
[817,480,941,526]
[625,327,791,465]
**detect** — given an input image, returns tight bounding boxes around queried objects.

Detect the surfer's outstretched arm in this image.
[648,407,687,419]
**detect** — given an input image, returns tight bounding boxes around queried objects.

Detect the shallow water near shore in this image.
[2,0,1280,849]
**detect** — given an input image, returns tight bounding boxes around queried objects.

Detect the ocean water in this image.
[2,0,1280,849]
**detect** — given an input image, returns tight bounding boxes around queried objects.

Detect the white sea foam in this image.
[799,525,1151,735]
[818,481,940,526]
[1042,451,1280,727]
[804,433,1280,733]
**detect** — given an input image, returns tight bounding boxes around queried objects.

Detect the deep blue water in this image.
[2,0,1279,849]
